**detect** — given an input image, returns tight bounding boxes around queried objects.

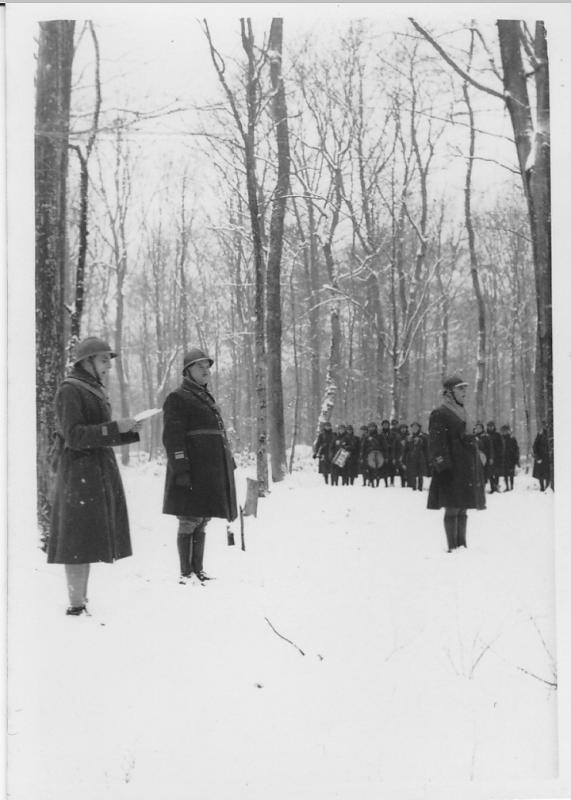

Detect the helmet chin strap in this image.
[88,356,103,386]
[449,388,464,407]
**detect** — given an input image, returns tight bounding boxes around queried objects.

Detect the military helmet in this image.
[73,336,116,365]
[443,374,468,390]
[183,347,214,372]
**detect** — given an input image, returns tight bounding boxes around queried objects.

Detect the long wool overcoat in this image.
[499,434,520,473]
[312,430,335,475]
[48,368,139,564]
[404,432,430,482]
[427,404,486,511]
[162,378,237,522]
[532,431,550,480]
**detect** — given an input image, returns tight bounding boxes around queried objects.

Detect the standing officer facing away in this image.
[427,374,486,552]
[162,348,237,584]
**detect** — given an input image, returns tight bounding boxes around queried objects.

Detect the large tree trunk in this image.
[265,18,290,483]
[530,21,552,482]
[35,20,75,543]
[497,19,552,486]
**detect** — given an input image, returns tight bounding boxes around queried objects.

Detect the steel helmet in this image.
[73,336,116,365]
[183,347,214,372]
[442,374,468,391]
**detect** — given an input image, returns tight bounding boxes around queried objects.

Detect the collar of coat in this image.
[440,394,470,429]
[181,376,218,407]
[67,366,110,403]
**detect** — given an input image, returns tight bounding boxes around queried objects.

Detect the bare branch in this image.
[409,18,505,101]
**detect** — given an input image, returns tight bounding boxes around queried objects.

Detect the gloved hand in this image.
[117,417,139,433]
[175,473,192,489]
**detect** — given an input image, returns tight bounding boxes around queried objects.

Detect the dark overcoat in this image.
[162,378,237,521]
[345,433,361,478]
[427,404,486,510]
[379,430,395,478]
[475,432,493,467]
[48,368,139,564]
[360,431,388,461]
[532,432,550,480]
[499,434,520,473]
[487,429,503,477]
[313,430,335,475]
[404,432,429,481]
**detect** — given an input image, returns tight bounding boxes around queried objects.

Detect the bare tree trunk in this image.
[112,124,132,465]
[306,201,321,426]
[67,22,101,347]
[288,266,301,473]
[178,174,191,351]
[35,20,75,542]
[497,21,551,483]
[265,18,290,483]
[463,66,486,419]
[241,19,269,495]
[203,17,269,490]
[530,21,552,483]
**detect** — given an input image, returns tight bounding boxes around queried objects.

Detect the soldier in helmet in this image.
[47,336,143,616]
[312,421,335,484]
[162,348,237,585]
[427,374,486,552]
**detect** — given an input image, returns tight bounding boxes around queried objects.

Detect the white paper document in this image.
[134,408,162,422]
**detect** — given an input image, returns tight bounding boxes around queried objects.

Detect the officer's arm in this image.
[163,394,192,486]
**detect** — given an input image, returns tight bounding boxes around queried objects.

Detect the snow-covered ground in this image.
[7,452,570,800]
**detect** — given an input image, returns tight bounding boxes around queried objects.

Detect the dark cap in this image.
[443,374,468,390]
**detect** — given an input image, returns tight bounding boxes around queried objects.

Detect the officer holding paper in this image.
[48,336,143,616]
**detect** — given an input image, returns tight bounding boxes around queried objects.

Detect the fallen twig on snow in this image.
[264,616,305,656]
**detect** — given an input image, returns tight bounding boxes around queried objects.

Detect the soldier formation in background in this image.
[313,410,548,494]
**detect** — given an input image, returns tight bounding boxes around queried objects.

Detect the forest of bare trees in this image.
[35,15,552,532]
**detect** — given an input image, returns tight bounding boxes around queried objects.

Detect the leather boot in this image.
[457,512,468,548]
[444,515,458,552]
[190,525,207,574]
[177,534,192,577]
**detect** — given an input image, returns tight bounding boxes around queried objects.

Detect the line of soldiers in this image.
[313,417,525,494]
[473,421,520,493]
[312,419,430,490]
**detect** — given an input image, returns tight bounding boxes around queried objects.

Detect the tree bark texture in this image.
[266,18,290,483]
[241,19,269,495]
[35,20,75,539]
[463,78,486,420]
[497,19,552,485]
